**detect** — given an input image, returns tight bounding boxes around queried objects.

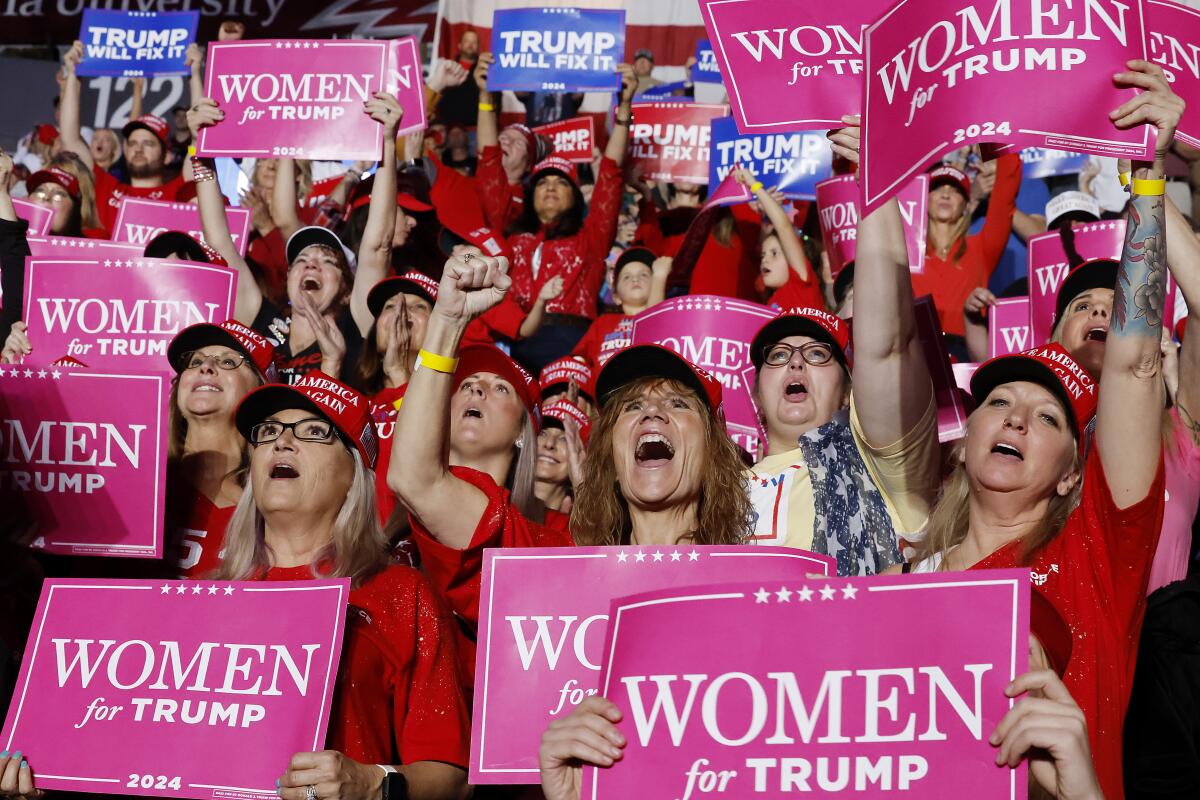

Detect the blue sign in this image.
[1020,148,1091,180]
[77,10,198,77]
[691,40,722,85]
[708,116,833,200]
[634,81,692,103]
[488,7,626,93]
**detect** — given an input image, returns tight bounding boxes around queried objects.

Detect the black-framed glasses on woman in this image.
[762,341,834,368]
[249,418,337,446]
[181,351,249,371]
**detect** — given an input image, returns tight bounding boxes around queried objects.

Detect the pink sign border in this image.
[988,296,1032,358]
[12,199,54,236]
[2,578,350,798]
[198,40,389,159]
[392,36,428,137]
[588,572,1029,800]
[1148,0,1200,149]
[112,197,253,257]
[472,546,835,782]
[860,0,1153,212]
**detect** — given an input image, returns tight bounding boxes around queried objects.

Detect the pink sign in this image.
[28,235,146,261]
[23,257,237,372]
[628,103,728,185]
[13,198,54,236]
[861,0,1152,214]
[953,361,980,395]
[703,170,753,208]
[1147,0,1200,149]
[699,0,890,133]
[631,295,776,457]
[199,39,416,160]
[585,570,1030,799]
[534,116,595,162]
[471,545,835,783]
[0,367,167,558]
[1027,220,1125,344]
[988,296,1032,357]
[914,295,967,442]
[390,36,428,137]
[113,198,252,256]
[815,174,928,275]
[1,578,349,799]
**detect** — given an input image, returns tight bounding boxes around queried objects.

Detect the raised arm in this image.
[736,166,810,282]
[349,92,403,337]
[1096,60,1182,507]
[829,115,933,446]
[387,254,513,549]
[58,41,95,169]
[475,53,499,150]
[270,158,303,242]
[185,43,205,106]
[129,76,144,120]
[603,64,636,166]
[975,152,1021,272]
[187,99,262,325]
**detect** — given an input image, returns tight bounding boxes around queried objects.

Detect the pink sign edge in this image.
[112,196,252,257]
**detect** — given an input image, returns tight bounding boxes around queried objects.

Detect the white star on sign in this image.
[37,370,46,379]
[175,585,186,594]
[775,587,792,602]
[23,369,32,378]
[208,585,218,595]
[798,586,814,602]
[51,370,61,379]
[652,551,664,562]
[223,586,234,596]
[191,585,202,594]
[0,368,5,377]
[670,551,682,562]
[841,585,858,600]
[819,585,836,601]
[754,587,771,603]
[688,551,699,561]
[616,551,628,563]
[161,584,171,594]
[634,552,647,562]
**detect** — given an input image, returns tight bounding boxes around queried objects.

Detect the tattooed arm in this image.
[1097,60,1183,508]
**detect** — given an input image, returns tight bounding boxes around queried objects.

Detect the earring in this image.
[515,439,524,449]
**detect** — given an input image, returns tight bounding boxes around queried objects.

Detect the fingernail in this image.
[0,751,8,758]
[275,780,280,787]
[20,761,27,771]
[11,751,21,760]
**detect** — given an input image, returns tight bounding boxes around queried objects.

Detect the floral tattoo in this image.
[1114,196,1167,335]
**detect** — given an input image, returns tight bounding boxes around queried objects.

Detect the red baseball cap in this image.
[122,114,170,146]
[532,156,578,185]
[751,307,852,370]
[595,344,723,414]
[169,319,278,381]
[26,166,80,200]
[504,123,552,164]
[52,355,88,368]
[438,224,510,259]
[541,397,592,443]
[367,270,439,317]
[540,356,594,400]
[929,165,970,198]
[236,371,378,468]
[970,342,1098,440]
[453,345,541,422]
[35,124,59,145]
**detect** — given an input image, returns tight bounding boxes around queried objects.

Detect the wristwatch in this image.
[380,771,408,800]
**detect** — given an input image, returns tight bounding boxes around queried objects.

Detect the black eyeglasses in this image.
[181,351,248,371]
[762,341,835,367]
[249,418,336,446]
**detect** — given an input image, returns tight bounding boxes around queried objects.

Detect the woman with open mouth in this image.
[897,60,1181,800]
[163,319,277,578]
[186,90,406,386]
[745,116,940,577]
[216,371,470,800]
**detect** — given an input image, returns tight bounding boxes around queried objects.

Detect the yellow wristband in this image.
[478,102,495,112]
[1132,177,1166,196]
[416,348,459,374]
[187,144,197,157]
[1118,171,1131,187]
[749,181,764,193]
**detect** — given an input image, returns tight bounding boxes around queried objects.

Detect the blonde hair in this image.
[213,448,388,586]
[915,438,1082,567]
[508,414,545,523]
[571,377,753,546]
[50,152,101,231]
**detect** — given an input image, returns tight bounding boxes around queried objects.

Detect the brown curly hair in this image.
[570,377,753,546]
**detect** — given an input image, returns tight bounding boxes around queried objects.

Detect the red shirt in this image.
[502,157,624,319]
[462,296,528,348]
[971,450,1165,800]
[262,563,470,768]
[911,154,1021,336]
[165,475,234,580]
[544,508,570,532]
[572,312,631,368]
[92,163,187,232]
[476,144,527,232]
[410,466,573,686]
[371,386,407,525]
[767,266,825,311]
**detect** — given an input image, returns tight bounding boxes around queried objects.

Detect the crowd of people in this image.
[0,18,1198,800]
